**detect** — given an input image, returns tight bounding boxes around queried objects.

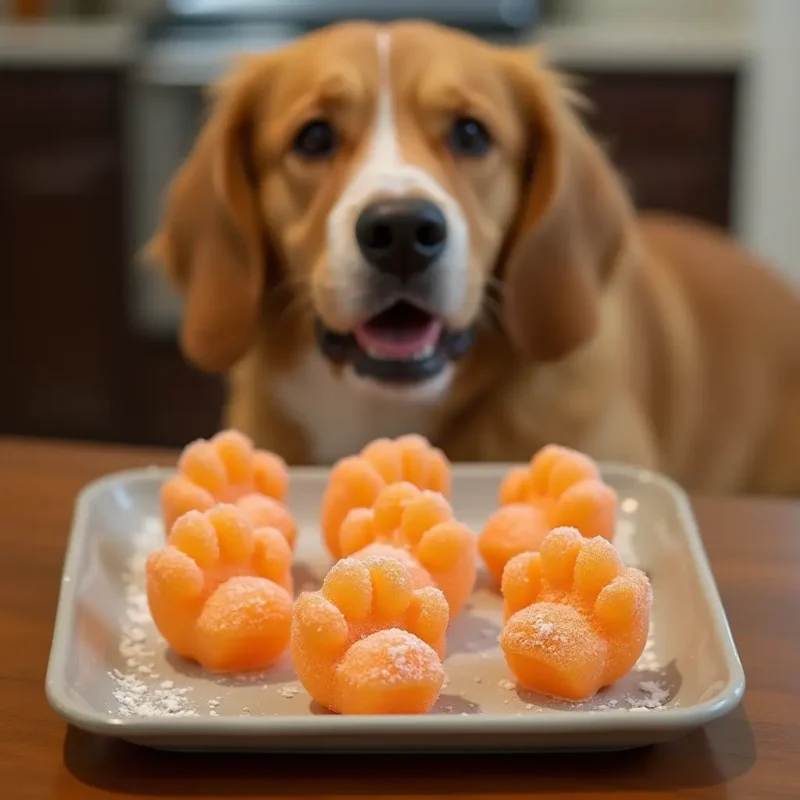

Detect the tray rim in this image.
[45,462,746,742]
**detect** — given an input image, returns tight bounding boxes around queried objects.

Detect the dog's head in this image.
[149,21,633,399]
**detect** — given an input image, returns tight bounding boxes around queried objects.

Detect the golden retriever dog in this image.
[149,21,800,495]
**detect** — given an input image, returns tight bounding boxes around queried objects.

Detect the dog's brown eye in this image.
[448,116,492,157]
[292,119,339,159]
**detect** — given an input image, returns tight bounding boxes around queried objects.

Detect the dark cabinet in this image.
[577,72,736,227]
[124,340,224,448]
[0,72,127,441]
[0,69,224,448]
[0,66,739,448]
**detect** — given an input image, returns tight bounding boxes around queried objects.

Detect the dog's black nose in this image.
[355,198,447,277]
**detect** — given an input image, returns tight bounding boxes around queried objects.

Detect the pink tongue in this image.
[355,319,443,360]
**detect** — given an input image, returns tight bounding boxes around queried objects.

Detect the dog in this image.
[148,20,800,495]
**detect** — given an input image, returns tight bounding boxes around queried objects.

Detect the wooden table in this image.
[1,437,799,800]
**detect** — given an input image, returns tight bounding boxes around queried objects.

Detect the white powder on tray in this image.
[626,680,671,710]
[112,670,196,717]
[110,517,198,718]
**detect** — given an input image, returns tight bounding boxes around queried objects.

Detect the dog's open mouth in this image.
[316,301,475,383]
[356,303,442,361]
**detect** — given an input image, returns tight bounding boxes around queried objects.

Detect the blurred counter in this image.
[537,20,751,71]
[0,18,138,65]
[0,16,751,73]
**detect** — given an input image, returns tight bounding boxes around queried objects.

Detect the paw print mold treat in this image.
[146,505,293,673]
[160,429,291,538]
[477,504,549,587]
[320,435,450,559]
[500,527,652,702]
[336,482,476,617]
[479,444,616,582]
[291,556,449,714]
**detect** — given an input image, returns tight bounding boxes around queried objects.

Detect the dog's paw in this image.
[336,483,476,616]
[320,436,450,558]
[160,429,290,534]
[146,505,293,672]
[500,527,651,701]
[291,556,448,714]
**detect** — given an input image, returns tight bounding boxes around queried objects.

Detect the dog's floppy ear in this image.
[498,51,635,361]
[147,57,275,373]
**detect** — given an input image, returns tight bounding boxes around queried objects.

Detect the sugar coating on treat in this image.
[160,429,291,538]
[291,556,448,714]
[500,527,652,702]
[335,482,476,617]
[336,629,444,715]
[146,505,293,673]
[320,435,451,559]
[235,493,297,551]
[479,445,617,582]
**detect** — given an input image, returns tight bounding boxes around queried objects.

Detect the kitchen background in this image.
[1,0,798,448]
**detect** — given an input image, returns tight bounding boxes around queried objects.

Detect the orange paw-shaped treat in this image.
[320,435,450,559]
[500,527,651,701]
[336,482,476,617]
[160,429,290,538]
[146,505,293,673]
[291,556,449,714]
[479,444,616,582]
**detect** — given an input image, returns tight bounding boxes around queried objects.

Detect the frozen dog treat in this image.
[161,430,292,545]
[337,482,476,617]
[500,527,651,702]
[291,556,448,714]
[320,435,450,558]
[146,505,293,673]
[479,444,616,582]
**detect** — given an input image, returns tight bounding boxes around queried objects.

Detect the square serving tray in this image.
[46,463,744,752]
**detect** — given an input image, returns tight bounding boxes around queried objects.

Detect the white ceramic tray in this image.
[46,464,744,752]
